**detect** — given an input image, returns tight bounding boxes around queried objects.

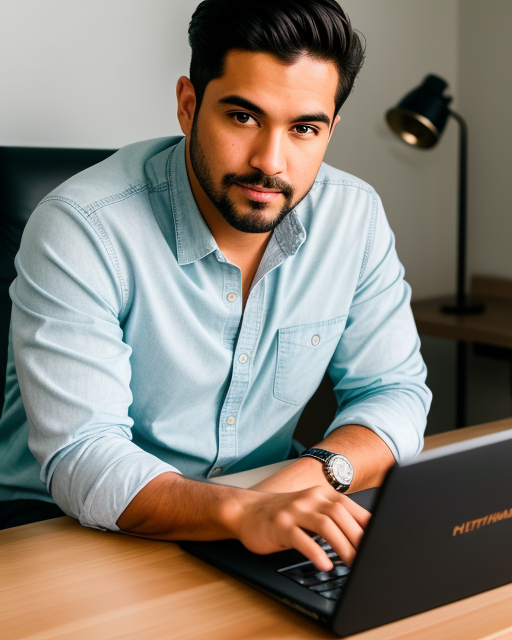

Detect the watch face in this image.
[330,456,353,485]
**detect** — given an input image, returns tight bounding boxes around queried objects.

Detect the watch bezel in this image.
[299,448,354,493]
[326,454,354,492]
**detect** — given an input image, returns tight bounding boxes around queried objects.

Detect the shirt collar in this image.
[168,137,219,265]
[168,137,306,266]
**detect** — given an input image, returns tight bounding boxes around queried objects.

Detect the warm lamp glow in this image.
[401,132,418,145]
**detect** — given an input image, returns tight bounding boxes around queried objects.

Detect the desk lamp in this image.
[386,74,484,314]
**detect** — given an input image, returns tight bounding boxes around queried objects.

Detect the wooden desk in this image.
[411,276,512,349]
[2,418,512,640]
[411,275,512,427]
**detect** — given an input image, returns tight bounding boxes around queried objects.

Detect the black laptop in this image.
[181,429,512,636]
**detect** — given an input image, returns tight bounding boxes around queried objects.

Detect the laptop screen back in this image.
[334,430,512,636]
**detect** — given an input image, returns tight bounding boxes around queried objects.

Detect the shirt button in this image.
[311,334,320,346]
[227,416,235,425]
[227,293,238,303]
[211,466,224,476]
[238,353,248,364]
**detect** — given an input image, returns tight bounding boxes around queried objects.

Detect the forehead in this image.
[203,49,338,120]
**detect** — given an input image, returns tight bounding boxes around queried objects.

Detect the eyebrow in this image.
[218,95,331,127]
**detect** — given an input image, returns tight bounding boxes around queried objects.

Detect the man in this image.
[0,0,431,571]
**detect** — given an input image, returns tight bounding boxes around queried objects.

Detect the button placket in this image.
[211,281,266,477]
[222,263,242,351]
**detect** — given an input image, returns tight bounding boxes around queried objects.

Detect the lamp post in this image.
[386,75,485,428]
[386,74,484,315]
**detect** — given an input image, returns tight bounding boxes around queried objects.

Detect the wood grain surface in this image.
[2,419,512,640]
[411,275,512,348]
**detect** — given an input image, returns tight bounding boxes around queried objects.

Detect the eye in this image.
[231,112,258,126]
[293,124,319,136]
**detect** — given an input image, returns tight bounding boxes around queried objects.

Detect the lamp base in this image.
[440,298,485,314]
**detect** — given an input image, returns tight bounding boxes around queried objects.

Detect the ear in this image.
[328,114,341,141]
[176,76,197,136]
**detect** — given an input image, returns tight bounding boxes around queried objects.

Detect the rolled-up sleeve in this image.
[323,193,432,461]
[11,198,179,531]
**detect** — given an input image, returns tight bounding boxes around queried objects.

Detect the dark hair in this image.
[188,0,365,119]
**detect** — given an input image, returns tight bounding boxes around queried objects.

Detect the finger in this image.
[311,515,357,566]
[336,493,372,528]
[327,502,366,550]
[290,527,335,572]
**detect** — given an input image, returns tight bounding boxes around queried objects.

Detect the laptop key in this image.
[309,576,348,592]
[313,571,337,583]
[316,588,343,600]
[281,564,350,586]
[280,563,318,581]
[311,535,332,550]
[330,563,350,577]
[283,572,326,587]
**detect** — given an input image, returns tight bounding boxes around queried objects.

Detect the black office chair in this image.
[0,147,116,412]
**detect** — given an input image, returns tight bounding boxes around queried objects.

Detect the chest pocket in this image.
[273,315,347,406]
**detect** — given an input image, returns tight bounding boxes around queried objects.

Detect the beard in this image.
[189,117,312,234]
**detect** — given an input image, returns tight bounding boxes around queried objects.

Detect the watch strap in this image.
[300,448,352,493]
[300,447,336,464]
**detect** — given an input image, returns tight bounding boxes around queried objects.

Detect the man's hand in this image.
[118,426,389,570]
[117,472,370,570]
[234,484,371,571]
[251,425,396,495]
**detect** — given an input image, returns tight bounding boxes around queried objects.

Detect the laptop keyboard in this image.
[277,535,350,600]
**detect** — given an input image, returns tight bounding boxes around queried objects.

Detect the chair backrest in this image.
[0,146,116,411]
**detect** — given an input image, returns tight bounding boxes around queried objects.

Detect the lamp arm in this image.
[447,109,468,306]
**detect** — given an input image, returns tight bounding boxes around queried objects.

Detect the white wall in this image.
[1,0,460,300]
[424,0,512,433]
[459,0,512,281]
[324,0,460,300]
[0,0,198,149]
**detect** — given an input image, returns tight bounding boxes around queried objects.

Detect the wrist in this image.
[217,487,261,538]
[300,448,354,493]
[251,455,337,495]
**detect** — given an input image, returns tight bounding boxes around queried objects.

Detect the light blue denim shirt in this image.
[0,136,431,531]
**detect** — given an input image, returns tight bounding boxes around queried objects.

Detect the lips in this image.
[236,183,282,203]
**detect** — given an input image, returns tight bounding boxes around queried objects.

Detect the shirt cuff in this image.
[49,437,182,531]
[323,392,427,462]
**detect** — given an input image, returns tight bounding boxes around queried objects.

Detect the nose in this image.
[248,129,287,177]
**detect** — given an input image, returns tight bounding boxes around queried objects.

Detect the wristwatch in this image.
[300,448,354,493]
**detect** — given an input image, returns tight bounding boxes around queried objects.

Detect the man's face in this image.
[184,49,340,234]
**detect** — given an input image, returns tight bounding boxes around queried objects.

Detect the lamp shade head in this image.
[386,75,452,149]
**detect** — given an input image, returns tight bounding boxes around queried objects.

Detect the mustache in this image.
[222,172,294,199]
